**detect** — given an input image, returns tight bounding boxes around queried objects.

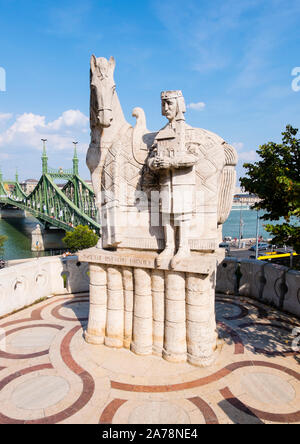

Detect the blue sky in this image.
[0,0,299,182]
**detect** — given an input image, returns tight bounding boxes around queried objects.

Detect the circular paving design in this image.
[12,375,70,410]
[128,401,190,424]
[0,294,299,424]
[58,302,89,320]
[7,327,59,350]
[240,372,296,405]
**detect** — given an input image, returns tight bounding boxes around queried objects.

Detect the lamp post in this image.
[255,209,260,260]
[238,201,244,249]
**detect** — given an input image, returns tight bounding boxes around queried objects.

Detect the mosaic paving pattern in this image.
[0,293,299,424]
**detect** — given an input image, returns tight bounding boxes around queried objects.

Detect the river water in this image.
[0,216,48,261]
[0,208,273,261]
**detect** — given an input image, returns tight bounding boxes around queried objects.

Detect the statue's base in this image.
[78,247,218,367]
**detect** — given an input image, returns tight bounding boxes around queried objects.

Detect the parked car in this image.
[219,242,231,253]
[248,243,270,251]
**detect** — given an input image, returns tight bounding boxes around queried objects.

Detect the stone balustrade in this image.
[0,255,299,326]
[217,257,300,318]
[0,256,89,318]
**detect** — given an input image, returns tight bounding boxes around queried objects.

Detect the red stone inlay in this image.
[216,298,249,321]
[111,367,231,393]
[51,299,89,322]
[111,360,299,393]
[0,326,95,424]
[217,322,244,354]
[220,387,300,424]
[188,397,219,424]
[0,363,53,424]
[99,399,127,424]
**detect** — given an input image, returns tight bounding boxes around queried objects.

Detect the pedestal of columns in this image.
[79,248,218,367]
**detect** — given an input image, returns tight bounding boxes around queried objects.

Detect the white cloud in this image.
[0,113,13,122]
[232,142,258,167]
[232,142,244,151]
[0,110,89,151]
[48,110,88,131]
[187,102,206,111]
[239,150,257,162]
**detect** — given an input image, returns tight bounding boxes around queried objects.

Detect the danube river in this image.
[0,208,272,261]
[0,216,47,261]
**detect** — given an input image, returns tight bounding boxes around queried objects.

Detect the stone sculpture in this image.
[147,90,199,268]
[80,55,238,367]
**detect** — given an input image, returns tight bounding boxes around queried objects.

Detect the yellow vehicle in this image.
[258,252,298,261]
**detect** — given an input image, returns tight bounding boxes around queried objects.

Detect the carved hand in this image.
[151,156,171,170]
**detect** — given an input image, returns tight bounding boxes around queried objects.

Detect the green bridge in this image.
[0,143,100,235]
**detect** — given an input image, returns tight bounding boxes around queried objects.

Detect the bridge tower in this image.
[72,142,79,208]
[41,139,48,174]
[41,139,50,228]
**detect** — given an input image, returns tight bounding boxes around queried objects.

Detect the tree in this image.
[0,234,7,256]
[63,225,99,253]
[240,125,300,253]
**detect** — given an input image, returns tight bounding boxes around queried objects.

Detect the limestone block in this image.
[151,269,165,356]
[105,267,124,348]
[163,271,187,363]
[85,264,107,345]
[122,267,134,349]
[85,303,107,344]
[131,268,153,355]
[262,263,288,309]
[89,284,107,306]
[89,264,107,286]
[163,321,187,362]
[283,270,300,318]
[216,258,238,295]
[185,273,216,366]
[239,259,265,300]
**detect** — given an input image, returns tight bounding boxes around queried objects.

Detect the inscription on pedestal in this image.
[78,248,215,275]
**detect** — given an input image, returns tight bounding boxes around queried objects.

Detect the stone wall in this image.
[0,256,89,318]
[1,255,299,322]
[217,257,300,318]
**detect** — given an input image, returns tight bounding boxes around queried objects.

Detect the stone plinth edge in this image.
[78,247,216,275]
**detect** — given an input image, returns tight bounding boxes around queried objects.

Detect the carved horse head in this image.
[90,55,116,128]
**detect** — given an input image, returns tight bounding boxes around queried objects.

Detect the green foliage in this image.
[63,225,99,253]
[0,234,7,256]
[240,125,300,253]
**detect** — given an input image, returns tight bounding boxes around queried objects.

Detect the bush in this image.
[0,234,7,256]
[63,225,99,253]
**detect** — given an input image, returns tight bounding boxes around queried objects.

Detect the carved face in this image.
[90,56,116,128]
[161,98,177,122]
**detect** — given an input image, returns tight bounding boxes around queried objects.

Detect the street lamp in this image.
[255,209,260,260]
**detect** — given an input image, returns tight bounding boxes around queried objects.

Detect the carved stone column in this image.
[186,272,217,366]
[105,266,124,348]
[85,263,107,345]
[163,271,187,362]
[123,267,134,349]
[151,269,165,356]
[131,268,153,355]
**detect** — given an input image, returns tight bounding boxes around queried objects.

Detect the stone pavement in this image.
[0,293,299,424]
